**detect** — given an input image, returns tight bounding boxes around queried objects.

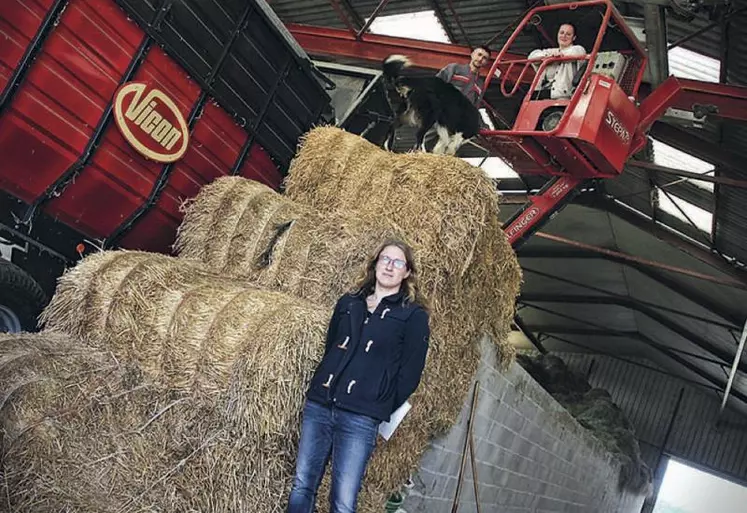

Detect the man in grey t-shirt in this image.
[436,46,491,107]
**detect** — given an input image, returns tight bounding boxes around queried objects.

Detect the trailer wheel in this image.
[0,260,48,333]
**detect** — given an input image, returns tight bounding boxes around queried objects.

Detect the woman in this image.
[287,239,430,513]
[528,22,586,100]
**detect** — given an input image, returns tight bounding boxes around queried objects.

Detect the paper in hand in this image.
[378,401,411,441]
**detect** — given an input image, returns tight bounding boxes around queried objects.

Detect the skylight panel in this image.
[367,11,451,43]
[463,157,519,179]
[657,190,713,234]
[668,47,720,83]
[652,138,715,192]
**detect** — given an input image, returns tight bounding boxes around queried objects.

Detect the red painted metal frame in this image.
[631,75,747,155]
[504,175,583,246]
[287,23,524,73]
[482,0,647,137]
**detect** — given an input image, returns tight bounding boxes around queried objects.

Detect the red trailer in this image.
[0,0,332,331]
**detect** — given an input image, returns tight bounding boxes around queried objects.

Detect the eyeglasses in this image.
[378,255,407,270]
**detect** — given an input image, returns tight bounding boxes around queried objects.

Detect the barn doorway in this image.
[653,458,747,513]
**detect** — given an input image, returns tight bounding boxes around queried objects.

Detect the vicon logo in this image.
[113,82,189,163]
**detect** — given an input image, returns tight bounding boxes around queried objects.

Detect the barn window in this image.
[657,189,713,234]
[668,47,720,83]
[652,139,715,192]
[367,11,451,43]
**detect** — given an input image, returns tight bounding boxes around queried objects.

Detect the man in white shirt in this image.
[528,23,586,100]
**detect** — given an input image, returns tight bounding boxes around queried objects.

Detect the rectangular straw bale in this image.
[40,251,328,398]
[176,177,401,308]
[0,332,310,512]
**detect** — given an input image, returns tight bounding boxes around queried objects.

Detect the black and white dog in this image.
[381,54,481,155]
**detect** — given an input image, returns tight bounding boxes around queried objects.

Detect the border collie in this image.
[381,55,481,155]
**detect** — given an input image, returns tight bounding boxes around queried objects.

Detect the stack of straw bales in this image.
[1,126,522,513]
[173,129,522,509]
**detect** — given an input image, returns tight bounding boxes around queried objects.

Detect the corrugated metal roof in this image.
[434,0,537,52]
[726,2,747,85]
[669,47,721,83]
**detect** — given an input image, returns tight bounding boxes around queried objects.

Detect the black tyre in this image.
[0,260,48,333]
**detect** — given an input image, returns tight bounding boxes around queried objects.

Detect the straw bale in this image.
[174,130,522,510]
[0,330,324,512]
[285,126,501,272]
[175,176,400,307]
[40,251,327,398]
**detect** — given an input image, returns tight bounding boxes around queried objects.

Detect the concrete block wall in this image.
[402,340,647,513]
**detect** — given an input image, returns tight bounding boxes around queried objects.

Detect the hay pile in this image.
[0,328,320,512]
[4,127,523,513]
[10,252,329,512]
[284,126,521,355]
[175,177,399,306]
[173,128,522,510]
[517,353,652,494]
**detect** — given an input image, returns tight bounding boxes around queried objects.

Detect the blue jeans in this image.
[287,400,379,513]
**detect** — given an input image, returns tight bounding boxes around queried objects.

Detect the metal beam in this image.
[427,0,459,45]
[521,266,739,330]
[721,318,747,413]
[667,7,747,51]
[649,122,747,174]
[643,4,668,86]
[520,294,743,372]
[356,0,391,39]
[528,231,747,289]
[528,324,726,366]
[520,302,731,367]
[328,0,363,34]
[576,193,747,279]
[638,78,747,137]
[720,12,730,84]
[286,24,524,72]
[541,333,724,394]
[521,251,746,327]
[443,0,472,48]
[626,160,747,189]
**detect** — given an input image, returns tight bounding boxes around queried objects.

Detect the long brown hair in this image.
[352,238,428,309]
